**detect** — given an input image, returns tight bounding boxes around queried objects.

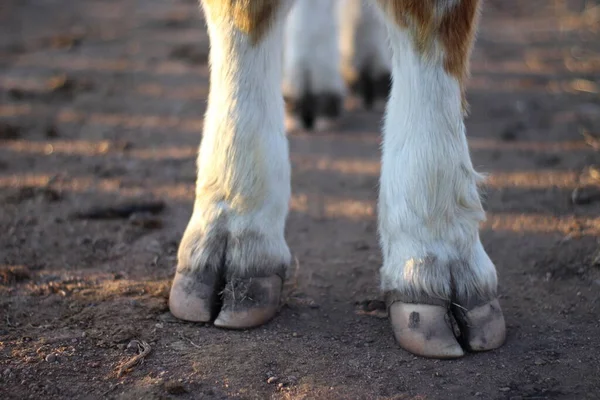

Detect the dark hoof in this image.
[348,69,391,110]
[285,92,343,131]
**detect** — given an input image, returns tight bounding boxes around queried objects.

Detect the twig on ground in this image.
[116,340,152,378]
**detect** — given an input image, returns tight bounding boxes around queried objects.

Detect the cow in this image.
[168,0,506,359]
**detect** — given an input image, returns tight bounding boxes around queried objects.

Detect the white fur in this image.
[182,1,296,275]
[338,0,391,83]
[185,0,498,300]
[283,0,345,100]
[376,10,497,301]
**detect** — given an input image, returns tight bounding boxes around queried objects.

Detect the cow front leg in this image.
[283,0,346,130]
[169,0,294,329]
[375,0,506,358]
[339,0,391,109]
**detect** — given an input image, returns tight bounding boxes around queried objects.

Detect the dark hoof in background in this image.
[348,69,391,110]
[285,92,343,131]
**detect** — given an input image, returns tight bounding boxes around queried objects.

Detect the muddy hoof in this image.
[389,302,464,359]
[169,268,223,322]
[453,299,506,352]
[214,275,282,329]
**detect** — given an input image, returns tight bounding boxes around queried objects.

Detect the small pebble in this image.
[45,354,57,363]
[267,377,279,384]
[499,387,511,392]
[126,340,140,352]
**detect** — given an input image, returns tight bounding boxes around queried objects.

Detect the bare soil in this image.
[1,0,600,399]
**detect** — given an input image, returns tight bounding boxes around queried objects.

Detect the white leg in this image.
[338,0,391,108]
[170,0,295,329]
[374,0,506,358]
[283,0,346,130]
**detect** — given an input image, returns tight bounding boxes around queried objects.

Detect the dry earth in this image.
[1,0,600,399]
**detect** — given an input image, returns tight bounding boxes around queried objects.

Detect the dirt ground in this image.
[1,0,600,399]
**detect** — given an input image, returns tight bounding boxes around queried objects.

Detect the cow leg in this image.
[374,0,506,358]
[339,0,391,109]
[169,0,294,329]
[283,0,345,130]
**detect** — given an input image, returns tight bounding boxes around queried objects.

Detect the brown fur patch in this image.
[378,1,437,54]
[203,0,281,44]
[439,0,480,111]
[378,0,480,111]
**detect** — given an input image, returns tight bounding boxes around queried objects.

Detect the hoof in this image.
[388,302,464,359]
[214,275,282,329]
[285,92,343,131]
[169,268,223,322]
[453,299,506,352]
[348,69,391,110]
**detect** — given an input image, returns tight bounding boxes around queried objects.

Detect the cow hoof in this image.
[170,270,283,329]
[214,275,282,329]
[388,302,465,359]
[348,69,391,110]
[169,268,223,322]
[285,92,343,131]
[453,299,506,352]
